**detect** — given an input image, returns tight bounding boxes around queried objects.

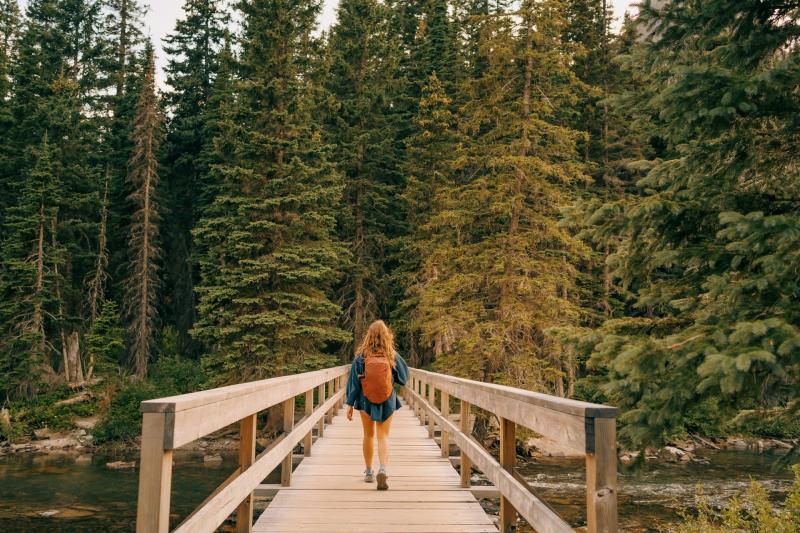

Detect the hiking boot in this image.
[376,468,388,491]
[364,469,374,483]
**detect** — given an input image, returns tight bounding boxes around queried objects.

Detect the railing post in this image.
[586,417,618,533]
[440,390,449,458]
[236,413,257,533]
[304,389,313,457]
[418,380,425,425]
[499,417,517,533]
[427,383,435,438]
[317,383,325,438]
[136,412,173,533]
[460,399,471,488]
[281,397,294,487]
[326,379,335,424]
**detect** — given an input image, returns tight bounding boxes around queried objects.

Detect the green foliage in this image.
[85,299,125,375]
[1,385,100,441]
[192,0,348,383]
[676,464,800,533]
[93,356,205,443]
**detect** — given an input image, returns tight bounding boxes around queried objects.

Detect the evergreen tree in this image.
[583,0,800,446]
[421,0,588,393]
[192,0,348,383]
[162,0,229,357]
[0,135,62,398]
[397,72,462,366]
[124,45,162,379]
[325,0,401,349]
[0,0,21,220]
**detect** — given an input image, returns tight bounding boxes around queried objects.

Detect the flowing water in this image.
[0,448,796,532]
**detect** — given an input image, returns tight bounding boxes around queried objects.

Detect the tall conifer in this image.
[124,45,162,378]
[193,0,347,383]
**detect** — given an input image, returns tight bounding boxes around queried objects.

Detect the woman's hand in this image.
[346,405,354,421]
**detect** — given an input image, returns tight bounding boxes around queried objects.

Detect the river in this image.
[0,448,795,532]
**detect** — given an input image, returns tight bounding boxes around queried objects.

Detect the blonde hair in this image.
[356,320,396,367]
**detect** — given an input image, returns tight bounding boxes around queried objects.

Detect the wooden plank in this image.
[162,366,349,449]
[499,417,517,533]
[586,417,618,533]
[411,369,589,454]
[237,414,257,533]
[135,412,173,533]
[281,397,294,487]
[409,368,616,419]
[460,399,472,489]
[254,404,497,533]
[141,365,350,413]
[317,383,325,438]
[304,390,313,457]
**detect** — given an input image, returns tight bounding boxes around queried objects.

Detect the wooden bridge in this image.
[135,365,618,533]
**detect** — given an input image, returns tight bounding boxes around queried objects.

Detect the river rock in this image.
[619,451,640,464]
[75,454,93,464]
[663,446,693,462]
[74,416,98,430]
[39,510,60,517]
[33,428,53,439]
[203,453,223,463]
[106,460,136,469]
[0,407,10,433]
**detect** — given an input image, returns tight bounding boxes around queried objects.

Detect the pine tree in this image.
[0,0,21,220]
[421,0,588,393]
[397,72,462,366]
[325,0,401,349]
[0,135,62,398]
[124,45,162,379]
[583,0,800,446]
[192,0,348,383]
[161,0,229,357]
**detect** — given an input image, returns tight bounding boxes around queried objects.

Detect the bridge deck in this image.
[253,404,498,532]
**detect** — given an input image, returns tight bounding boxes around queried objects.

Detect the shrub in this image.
[676,464,800,533]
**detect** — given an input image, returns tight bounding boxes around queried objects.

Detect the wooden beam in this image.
[237,414,257,533]
[326,380,335,425]
[153,366,350,450]
[460,399,471,489]
[282,397,295,487]
[586,417,618,533]
[173,390,343,533]
[427,383,435,438]
[409,387,572,533]
[440,391,450,458]
[409,368,597,454]
[317,383,325,438]
[304,389,313,457]
[135,412,173,533]
[499,417,517,533]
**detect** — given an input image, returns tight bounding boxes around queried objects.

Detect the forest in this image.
[0,0,798,457]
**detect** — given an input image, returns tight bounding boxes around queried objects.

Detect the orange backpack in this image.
[359,354,393,404]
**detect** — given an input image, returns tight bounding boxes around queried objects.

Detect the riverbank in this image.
[0,446,796,532]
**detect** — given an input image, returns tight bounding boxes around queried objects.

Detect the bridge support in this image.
[136,412,173,533]
[236,414,256,533]
[499,417,517,532]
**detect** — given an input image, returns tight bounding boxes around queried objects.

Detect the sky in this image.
[18,0,639,87]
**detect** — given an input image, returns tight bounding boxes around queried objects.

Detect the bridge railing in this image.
[405,367,618,533]
[135,364,350,533]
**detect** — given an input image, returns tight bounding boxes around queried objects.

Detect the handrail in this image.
[405,367,618,533]
[135,364,350,533]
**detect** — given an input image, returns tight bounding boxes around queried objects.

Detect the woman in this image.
[345,320,409,491]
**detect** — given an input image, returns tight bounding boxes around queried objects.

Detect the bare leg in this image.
[376,413,394,467]
[359,411,375,470]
